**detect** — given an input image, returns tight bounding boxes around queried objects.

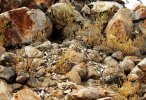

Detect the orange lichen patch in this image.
[9,8,33,36]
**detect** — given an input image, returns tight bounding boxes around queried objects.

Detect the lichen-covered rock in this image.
[105,8,143,54]
[49,3,86,29]
[0,7,52,47]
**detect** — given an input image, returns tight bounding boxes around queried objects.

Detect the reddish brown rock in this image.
[0,7,52,47]
[12,88,41,100]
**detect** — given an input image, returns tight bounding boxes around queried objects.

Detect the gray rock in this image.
[0,65,16,83]
[27,76,40,88]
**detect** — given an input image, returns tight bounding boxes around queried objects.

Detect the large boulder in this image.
[0,7,52,47]
[105,8,143,54]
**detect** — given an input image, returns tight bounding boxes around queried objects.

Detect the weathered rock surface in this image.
[0,65,16,83]
[0,80,12,100]
[0,7,52,47]
[12,88,41,100]
[69,87,110,100]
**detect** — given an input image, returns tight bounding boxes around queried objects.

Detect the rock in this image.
[0,46,5,56]
[35,41,52,50]
[12,88,41,100]
[0,0,48,13]
[112,51,124,61]
[31,58,46,68]
[137,57,146,72]
[35,68,46,78]
[133,4,146,20]
[87,50,103,62]
[132,4,146,38]
[24,46,43,58]
[27,76,40,88]
[16,72,29,84]
[66,70,81,84]
[69,87,108,100]
[87,67,100,79]
[128,66,144,81]
[82,1,123,14]
[0,65,16,83]
[52,89,64,98]
[101,65,125,84]
[105,8,140,53]
[12,83,23,91]
[0,52,22,66]
[66,62,87,84]
[119,59,135,75]
[42,78,57,87]
[103,56,118,67]
[123,56,142,64]
[0,80,12,100]
[49,3,86,28]
[0,7,52,47]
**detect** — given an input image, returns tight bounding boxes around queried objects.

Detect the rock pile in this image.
[0,0,146,100]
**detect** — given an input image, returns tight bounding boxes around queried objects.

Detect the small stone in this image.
[128,74,140,81]
[87,67,100,79]
[12,83,23,91]
[124,56,142,64]
[27,76,40,88]
[24,46,43,58]
[36,41,51,50]
[12,88,41,100]
[0,65,16,83]
[16,72,29,84]
[66,62,87,84]
[103,56,118,67]
[112,51,124,61]
[52,89,64,98]
[35,68,46,78]
[66,70,81,84]
[0,80,12,100]
[119,59,135,75]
